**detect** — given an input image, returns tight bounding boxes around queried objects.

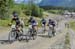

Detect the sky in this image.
[14,0,43,4]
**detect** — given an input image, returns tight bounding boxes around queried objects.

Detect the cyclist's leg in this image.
[52,27,55,36]
[42,24,45,32]
[32,25,37,35]
[48,24,53,37]
[15,32,19,39]
[20,24,24,33]
[48,27,52,37]
[44,24,46,31]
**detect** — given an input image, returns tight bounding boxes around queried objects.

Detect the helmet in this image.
[49,19,51,21]
[12,11,18,17]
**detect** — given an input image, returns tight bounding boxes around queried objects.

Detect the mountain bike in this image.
[28,25,37,40]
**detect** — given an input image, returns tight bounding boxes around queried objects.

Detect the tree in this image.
[24,2,43,17]
[0,0,14,19]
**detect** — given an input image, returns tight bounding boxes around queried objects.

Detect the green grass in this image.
[64,33,71,49]
[69,21,75,30]
[0,19,11,27]
[65,33,70,45]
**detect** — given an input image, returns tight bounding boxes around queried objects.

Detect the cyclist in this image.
[41,18,46,27]
[10,11,24,33]
[28,17,38,32]
[41,18,46,32]
[48,19,56,28]
[48,19,56,36]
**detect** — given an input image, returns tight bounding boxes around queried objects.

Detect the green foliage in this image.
[23,3,43,17]
[0,0,14,19]
[65,33,70,44]
[31,4,43,17]
[0,19,11,27]
[69,21,75,30]
[64,33,71,49]
[8,0,14,8]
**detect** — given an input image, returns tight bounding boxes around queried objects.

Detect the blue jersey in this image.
[31,19,37,26]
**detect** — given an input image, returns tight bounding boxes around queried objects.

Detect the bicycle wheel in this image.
[52,29,56,36]
[8,31,17,41]
[33,30,37,40]
[28,29,32,40]
[48,28,53,38]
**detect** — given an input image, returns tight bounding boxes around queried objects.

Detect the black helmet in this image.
[49,19,51,21]
[13,11,18,17]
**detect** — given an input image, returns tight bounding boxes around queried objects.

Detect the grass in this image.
[65,33,70,45]
[69,20,75,30]
[0,19,11,27]
[64,33,71,49]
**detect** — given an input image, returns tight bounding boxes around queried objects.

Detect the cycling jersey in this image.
[31,19,37,26]
[41,19,46,25]
[48,20,55,27]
